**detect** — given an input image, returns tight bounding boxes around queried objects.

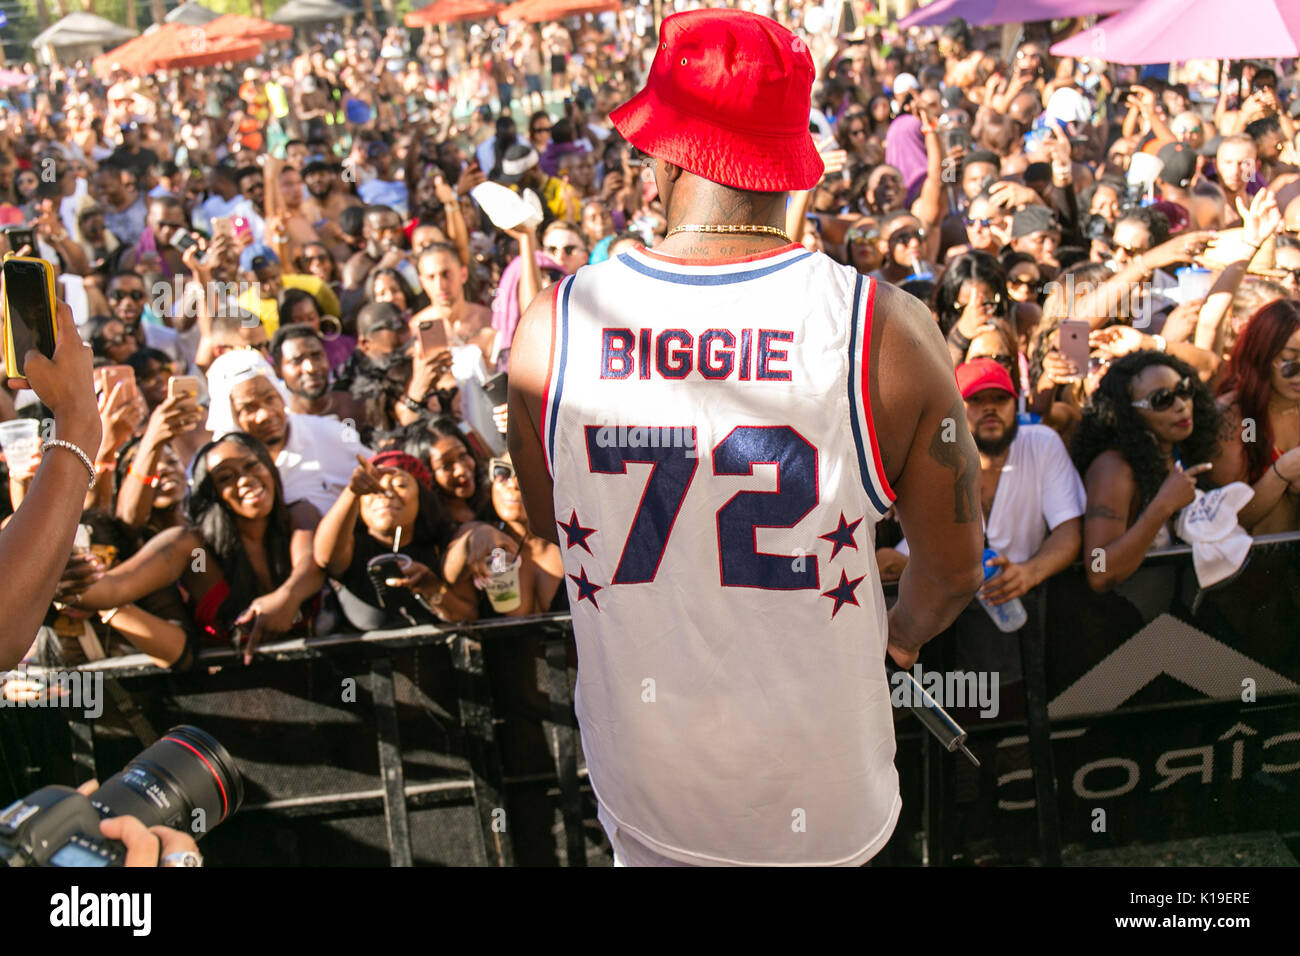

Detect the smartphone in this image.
[171,227,200,253]
[1058,319,1091,377]
[2,255,58,389]
[942,127,972,152]
[417,319,449,356]
[232,216,252,241]
[168,374,201,401]
[3,225,35,254]
[482,371,508,407]
[1110,86,1133,105]
[93,364,136,403]
[211,216,234,241]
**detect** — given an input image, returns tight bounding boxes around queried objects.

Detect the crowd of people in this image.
[0,6,1298,675]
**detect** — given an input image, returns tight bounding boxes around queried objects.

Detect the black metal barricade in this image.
[3,533,1298,865]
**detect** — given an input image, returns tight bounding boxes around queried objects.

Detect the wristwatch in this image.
[400,394,425,413]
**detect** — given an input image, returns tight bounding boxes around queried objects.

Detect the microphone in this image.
[885,657,981,767]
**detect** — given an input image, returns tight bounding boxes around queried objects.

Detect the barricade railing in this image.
[3,532,1298,865]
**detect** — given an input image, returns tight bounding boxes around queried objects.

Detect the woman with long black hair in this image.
[59,433,324,663]
[1073,351,1221,592]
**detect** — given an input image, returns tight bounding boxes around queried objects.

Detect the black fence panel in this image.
[4,536,1299,866]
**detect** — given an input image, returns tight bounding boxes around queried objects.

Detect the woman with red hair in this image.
[1213,299,1300,532]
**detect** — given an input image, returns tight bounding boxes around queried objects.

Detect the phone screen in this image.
[5,258,55,374]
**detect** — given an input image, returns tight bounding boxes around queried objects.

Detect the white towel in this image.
[1175,483,1255,587]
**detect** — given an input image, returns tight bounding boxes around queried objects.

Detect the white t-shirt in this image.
[898,424,1085,564]
[276,412,371,517]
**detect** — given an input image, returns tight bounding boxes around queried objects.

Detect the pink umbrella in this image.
[899,0,1137,29]
[1051,0,1300,62]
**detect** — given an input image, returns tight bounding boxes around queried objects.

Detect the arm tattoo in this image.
[928,397,980,523]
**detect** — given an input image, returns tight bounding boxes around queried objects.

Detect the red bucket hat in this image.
[610,10,823,193]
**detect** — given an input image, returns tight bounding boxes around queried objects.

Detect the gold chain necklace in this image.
[665,223,792,242]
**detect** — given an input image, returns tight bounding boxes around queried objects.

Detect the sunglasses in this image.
[965,217,995,229]
[1113,242,1149,257]
[890,228,926,245]
[99,332,134,347]
[531,125,552,135]
[1280,268,1300,285]
[1008,275,1040,289]
[1277,357,1300,378]
[1132,375,1193,411]
[846,227,879,244]
[303,253,332,264]
[545,244,582,258]
[109,289,146,302]
[489,458,515,483]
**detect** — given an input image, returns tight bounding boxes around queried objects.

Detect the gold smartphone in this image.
[167,374,201,401]
[2,254,58,390]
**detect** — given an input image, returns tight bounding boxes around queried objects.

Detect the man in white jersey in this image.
[507,9,984,866]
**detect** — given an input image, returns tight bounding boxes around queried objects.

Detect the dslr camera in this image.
[0,725,242,867]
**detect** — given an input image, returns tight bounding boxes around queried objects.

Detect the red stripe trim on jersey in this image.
[538,280,563,478]
[635,242,804,267]
[858,278,896,503]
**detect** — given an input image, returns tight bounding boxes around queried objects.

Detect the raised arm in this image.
[872,283,985,668]
[0,304,102,668]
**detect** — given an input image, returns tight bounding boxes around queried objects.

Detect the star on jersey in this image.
[557,510,597,554]
[821,569,865,618]
[819,512,862,561]
[568,566,603,610]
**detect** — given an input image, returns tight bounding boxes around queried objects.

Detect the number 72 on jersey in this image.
[581,424,820,591]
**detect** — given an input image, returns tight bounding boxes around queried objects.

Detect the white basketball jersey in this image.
[541,243,900,865]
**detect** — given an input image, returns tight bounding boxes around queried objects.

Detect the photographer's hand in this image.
[79,779,203,866]
[100,815,201,867]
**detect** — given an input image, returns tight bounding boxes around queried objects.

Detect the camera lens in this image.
[90,725,243,836]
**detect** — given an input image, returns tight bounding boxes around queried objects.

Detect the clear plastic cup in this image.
[0,419,41,476]
[1176,266,1214,303]
[478,547,522,613]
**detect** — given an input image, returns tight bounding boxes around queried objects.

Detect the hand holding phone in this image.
[94,365,137,404]
[1058,319,1091,379]
[3,255,58,390]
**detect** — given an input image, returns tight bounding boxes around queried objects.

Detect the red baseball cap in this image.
[610,10,824,193]
[956,358,1016,400]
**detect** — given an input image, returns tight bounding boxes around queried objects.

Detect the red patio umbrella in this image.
[203,13,294,43]
[405,0,504,27]
[499,0,621,25]
[93,24,263,77]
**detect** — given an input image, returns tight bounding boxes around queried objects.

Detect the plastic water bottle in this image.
[977,548,1028,633]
